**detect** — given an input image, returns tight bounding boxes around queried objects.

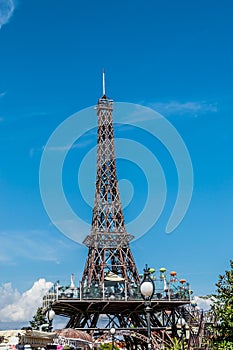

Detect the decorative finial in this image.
[70,273,75,289]
[102,68,106,96]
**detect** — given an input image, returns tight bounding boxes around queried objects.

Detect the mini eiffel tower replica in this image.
[82,70,140,297]
[43,72,196,349]
[67,71,142,329]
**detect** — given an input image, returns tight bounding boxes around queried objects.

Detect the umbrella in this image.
[55,328,92,342]
[105,272,124,282]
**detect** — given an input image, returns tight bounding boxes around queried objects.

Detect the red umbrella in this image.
[55,328,92,342]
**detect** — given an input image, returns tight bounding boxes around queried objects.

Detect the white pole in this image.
[102,69,106,96]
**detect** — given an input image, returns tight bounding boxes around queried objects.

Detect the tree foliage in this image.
[165,337,187,350]
[99,343,119,350]
[211,260,233,343]
[29,307,48,330]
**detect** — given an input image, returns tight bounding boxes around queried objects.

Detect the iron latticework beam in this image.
[82,90,138,291]
[83,94,133,249]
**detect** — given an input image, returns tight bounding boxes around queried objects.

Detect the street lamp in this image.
[179,317,186,350]
[140,264,155,350]
[110,327,116,350]
[46,305,55,332]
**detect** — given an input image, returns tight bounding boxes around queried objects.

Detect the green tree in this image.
[29,307,48,330]
[165,337,187,350]
[99,343,119,350]
[211,260,233,344]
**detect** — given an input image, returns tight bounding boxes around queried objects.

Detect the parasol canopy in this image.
[104,272,124,282]
[55,328,92,342]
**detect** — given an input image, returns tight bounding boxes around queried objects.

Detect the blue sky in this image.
[0,0,233,328]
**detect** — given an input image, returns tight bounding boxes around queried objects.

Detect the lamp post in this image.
[179,317,186,350]
[46,305,55,332]
[110,327,116,350]
[140,264,155,350]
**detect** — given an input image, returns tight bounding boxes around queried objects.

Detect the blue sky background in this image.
[0,0,233,328]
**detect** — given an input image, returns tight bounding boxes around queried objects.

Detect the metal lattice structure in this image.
[83,93,133,248]
[42,73,203,349]
[82,88,139,290]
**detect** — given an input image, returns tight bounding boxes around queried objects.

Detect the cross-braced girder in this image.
[81,246,140,290]
[83,96,133,248]
[82,93,139,295]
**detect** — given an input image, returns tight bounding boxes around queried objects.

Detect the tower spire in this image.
[102,68,106,96]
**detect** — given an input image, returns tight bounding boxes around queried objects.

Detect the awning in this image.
[0,330,56,348]
[104,272,124,282]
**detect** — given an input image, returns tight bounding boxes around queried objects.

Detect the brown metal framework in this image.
[82,92,139,293]
[83,94,134,249]
[42,80,205,349]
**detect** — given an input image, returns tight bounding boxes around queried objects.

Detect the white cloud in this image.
[0,0,15,29]
[113,100,217,124]
[0,230,62,264]
[0,279,53,322]
[193,295,216,311]
[0,283,20,309]
[150,101,218,116]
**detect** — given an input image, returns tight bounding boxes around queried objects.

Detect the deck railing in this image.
[43,280,191,309]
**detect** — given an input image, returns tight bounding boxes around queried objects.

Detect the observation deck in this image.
[43,269,191,320]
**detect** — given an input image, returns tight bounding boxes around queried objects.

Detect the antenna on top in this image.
[102,68,106,96]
